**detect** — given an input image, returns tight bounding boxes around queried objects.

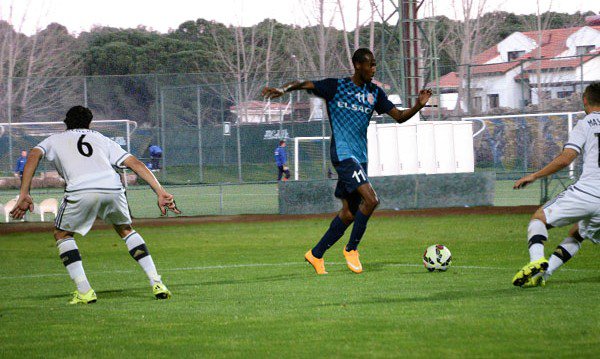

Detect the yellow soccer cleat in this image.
[343,248,363,274]
[522,273,546,288]
[152,282,172,299]
[69,289,97,304]
[512,258,548,287]
[304,250,328,275]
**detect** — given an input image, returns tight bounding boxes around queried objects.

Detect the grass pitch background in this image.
[1,214,599,357]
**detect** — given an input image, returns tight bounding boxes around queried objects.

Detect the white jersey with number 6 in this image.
[35,129,131,194]
[564,111,600,198]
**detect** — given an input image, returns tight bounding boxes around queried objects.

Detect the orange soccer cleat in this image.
[304,250,328,275]
[343,248,363,274]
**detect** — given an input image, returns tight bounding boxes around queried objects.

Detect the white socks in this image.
[57,238,92,293]
[527,219,548,262]
[545,236,582,278]
[123,231,161,285]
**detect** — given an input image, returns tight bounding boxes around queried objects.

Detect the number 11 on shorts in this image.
[352,169,366,183]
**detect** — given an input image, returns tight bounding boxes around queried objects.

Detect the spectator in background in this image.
[275,140,290,181]
[148,144,163,170]
[14,150,27,181]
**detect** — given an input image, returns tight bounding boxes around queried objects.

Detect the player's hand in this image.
[513,174,537,189]
[157,192,181,216]
[9,194,34,220]
[262,87,285,99]
[418,88,433,106]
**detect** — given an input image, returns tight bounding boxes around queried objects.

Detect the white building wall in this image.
[581,56,600,84]
[468,67,524,111]
[561,27,600,56]
[527,57,600,104]
[494,32,537,63]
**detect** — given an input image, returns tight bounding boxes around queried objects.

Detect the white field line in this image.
[0,261,597,281]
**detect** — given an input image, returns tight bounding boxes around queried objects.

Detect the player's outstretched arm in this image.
[513,149,578,189]
[387,89,433,124]
[122,156,181,215]
[10,148,43,219]
[262,81,315,99]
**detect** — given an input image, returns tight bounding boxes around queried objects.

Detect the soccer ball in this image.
[423,244,452,272]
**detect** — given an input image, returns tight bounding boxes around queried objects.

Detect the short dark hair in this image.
[64,106,93,129]
[352,48,373,66]
[279,140,286,145]
[584,82,600,106]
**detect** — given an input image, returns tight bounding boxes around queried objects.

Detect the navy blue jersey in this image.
[310,78,394,163]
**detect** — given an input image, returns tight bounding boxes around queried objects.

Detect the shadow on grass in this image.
[366,261,430,274]
[26,287,149,301]
[317,287,526,307]
[196,273,305,286]
[549,276,600,285]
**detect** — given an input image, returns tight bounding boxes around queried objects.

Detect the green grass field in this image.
[1,214,599,357]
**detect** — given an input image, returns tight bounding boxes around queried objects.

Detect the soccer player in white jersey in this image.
[512,82,600,288]
[10,106,181,304]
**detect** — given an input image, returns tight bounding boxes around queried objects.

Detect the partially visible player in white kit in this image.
[10,106,181,304]
[512,82,600,288]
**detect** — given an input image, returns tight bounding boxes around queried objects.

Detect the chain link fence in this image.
[0,62,595,218]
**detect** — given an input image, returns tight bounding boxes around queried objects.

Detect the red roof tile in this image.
[426,71,460,88]
[471,26,600,76]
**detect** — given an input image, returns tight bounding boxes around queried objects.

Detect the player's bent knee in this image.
[114,224,133,238]
[339,209,355,223]
[364,196,379,211]
[531,208,548,226]
[54,229,75,241]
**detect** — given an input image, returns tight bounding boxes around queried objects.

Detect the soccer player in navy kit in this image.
[263,48,432,274]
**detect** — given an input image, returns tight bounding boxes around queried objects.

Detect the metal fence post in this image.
[83,76,88,108]
[466,64,472,114]
[196,85,204,183]
[160,88,167,180]
[7,76,13,172]
[235,85,242,183]
[219,184,224,215]
[321,113,327,178]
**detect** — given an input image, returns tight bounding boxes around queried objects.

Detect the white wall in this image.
[495,32,537,63]
[562,27,600,57]
[469,66,525,110]
[368,121,474,177]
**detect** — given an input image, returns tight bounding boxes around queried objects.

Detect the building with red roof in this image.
[467,24,600,111]
[428,23,600,113]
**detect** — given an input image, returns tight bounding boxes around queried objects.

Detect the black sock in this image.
[346,210,371,251]
[312,216,350,258]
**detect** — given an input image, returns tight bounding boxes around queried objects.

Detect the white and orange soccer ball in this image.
[423,244,452,272]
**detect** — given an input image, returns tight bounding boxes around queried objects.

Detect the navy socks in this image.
[345,210,371,251]
[312,216,350,258]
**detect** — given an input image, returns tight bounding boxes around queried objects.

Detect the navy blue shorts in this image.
[333,158,369,199]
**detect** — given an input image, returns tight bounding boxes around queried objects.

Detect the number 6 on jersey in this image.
[77,134,93,157]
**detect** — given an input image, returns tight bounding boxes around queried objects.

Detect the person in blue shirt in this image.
[275,140,291,181]
[14,150,27,181]
[262,48,432,275]
[148,144,163,170]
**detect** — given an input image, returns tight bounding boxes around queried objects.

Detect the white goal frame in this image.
[293,136,330,181]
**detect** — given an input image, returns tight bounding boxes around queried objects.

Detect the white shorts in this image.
[55,191,132,236]
[543,186,600,243]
